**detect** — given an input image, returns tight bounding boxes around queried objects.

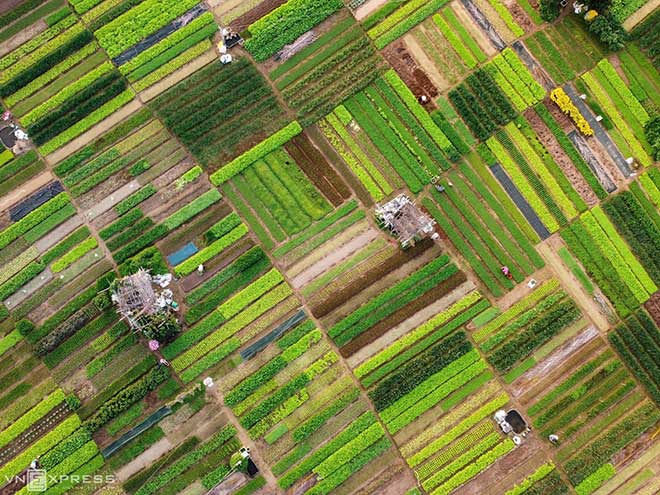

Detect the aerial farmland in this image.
[0,0,659,494]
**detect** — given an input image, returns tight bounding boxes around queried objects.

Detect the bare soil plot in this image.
[290,228,379,288]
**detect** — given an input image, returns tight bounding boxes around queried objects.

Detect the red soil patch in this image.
[382,41,438,105]
[644,292,660,328]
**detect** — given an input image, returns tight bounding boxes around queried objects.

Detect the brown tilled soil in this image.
[285,133,351,207]
[382,41,439,103]
[310,238,434,317]
[525,109,599,206]
[306,125,374,206]
[456,436,549,495]
[228,0,287,32]
[644,292,660,327]
[339,271,467,357]
[0,0,23,14]
[0,20,45,57]
[544,99,573,131]
[612,428,659,469]
[504,0,536,33]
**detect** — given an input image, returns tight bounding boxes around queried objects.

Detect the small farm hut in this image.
[111,269,159,331]
[375,194,435,247]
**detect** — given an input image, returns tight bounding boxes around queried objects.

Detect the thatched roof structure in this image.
[375,194,435,247]
[111,269,159,330]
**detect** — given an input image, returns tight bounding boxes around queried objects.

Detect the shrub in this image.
[118,246,168,276]
[540,0,560,20]
[588,14,627,51]
[645,116,660,161]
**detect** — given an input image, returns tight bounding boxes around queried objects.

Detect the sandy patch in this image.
[0,19,46,58]
[354,0,389,20]
[139,51,217,102]
[44,99,143,165]
[291,229,379,288]
[0,170,53,212]
[115,437,173,482]
[83,180,140,221]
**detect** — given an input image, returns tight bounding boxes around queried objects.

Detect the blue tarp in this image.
[167,242,198,266]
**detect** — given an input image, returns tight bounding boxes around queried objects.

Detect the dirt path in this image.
[83,180,140,221]
[285,220,372,276]
[290,228,379,288]
[0,20,46,57]
[346,280,476,368]
[44,99,143,165]
[623,0,659,30]
[205,384,280,491]
[139,50,217,102]
[354,0,389,21]
[510,325,600,399]
[403,32,449,92]
[0,170,53,212]
[537,239,611,332]
[115,438,174,482]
